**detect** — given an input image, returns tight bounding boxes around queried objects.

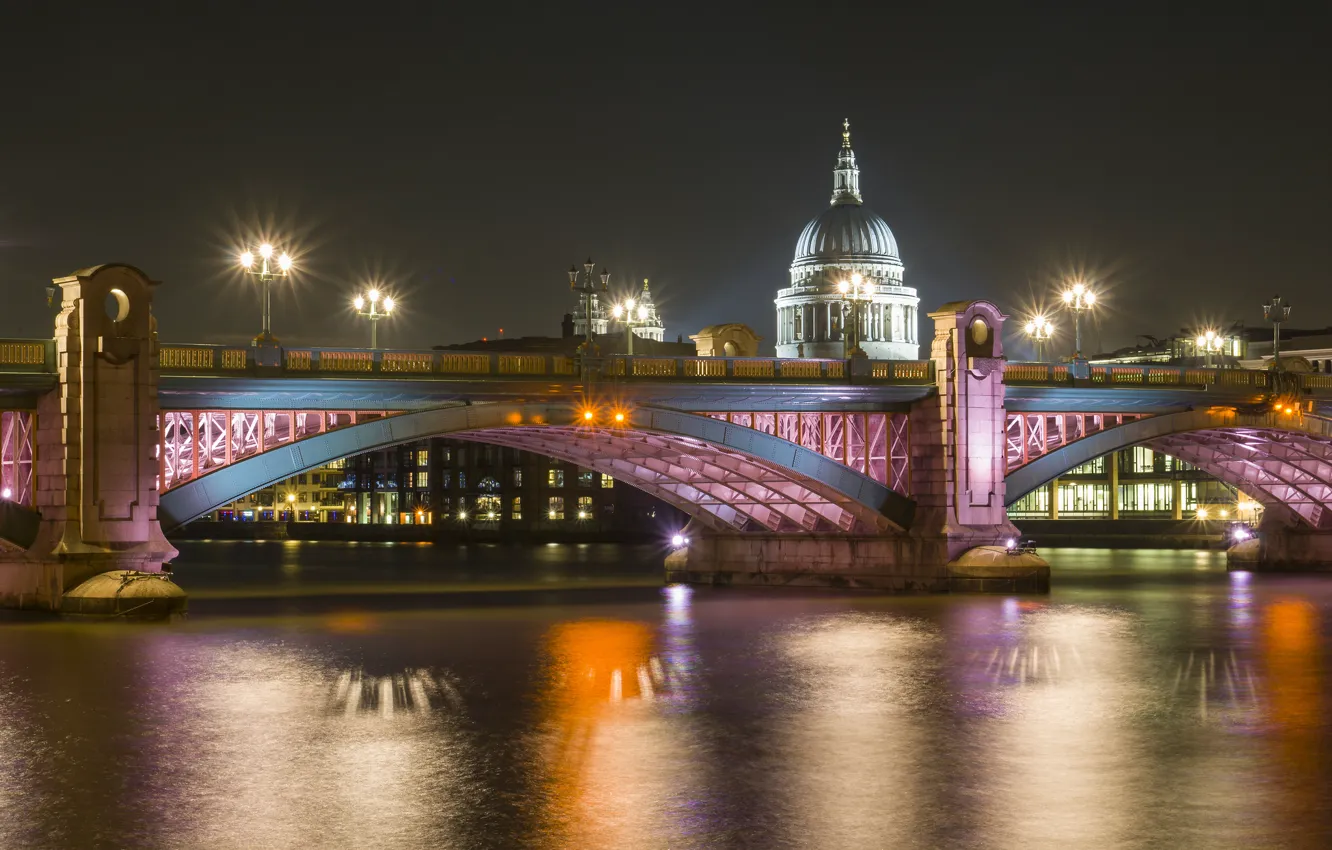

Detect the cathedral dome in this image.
[793,204,899,267]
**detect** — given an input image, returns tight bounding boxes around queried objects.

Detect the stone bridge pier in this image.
[668,300,1045,591]
[0,265,177,610]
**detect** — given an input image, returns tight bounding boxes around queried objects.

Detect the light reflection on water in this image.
[0,545,1329,848]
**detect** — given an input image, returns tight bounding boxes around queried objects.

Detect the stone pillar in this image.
[0,264,177,610]
[909,301,1024,559]
[1172,479,1183,520]
[1049,478,1059,519]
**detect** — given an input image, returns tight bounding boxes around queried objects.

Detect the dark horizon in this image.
[2,6,1327,356]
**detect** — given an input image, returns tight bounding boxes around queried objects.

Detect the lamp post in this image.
[1059,281,1097,359]
[568,257,610,357]
[611,298,651,356]
[353,287,395,349]
[1022,314,1055,361]
[1195,329,1224,367]
[1263,295,1291,370]
[238,243,293,341]
[836,272,871,358]
[568,258,610,353]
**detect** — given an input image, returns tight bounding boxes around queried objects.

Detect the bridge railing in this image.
[0,339,56,374]
[1000,361,1305,390]
[155,344,937,384]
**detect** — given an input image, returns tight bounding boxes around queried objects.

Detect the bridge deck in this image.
[3,340,1332,413]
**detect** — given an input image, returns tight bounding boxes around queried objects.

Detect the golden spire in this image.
[842,118,851,149]
[642,277,650,291]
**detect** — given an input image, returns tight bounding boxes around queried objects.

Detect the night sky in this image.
[2,5,1327,356]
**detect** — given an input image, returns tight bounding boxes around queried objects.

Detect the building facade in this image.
[1009,446,1260,523]
[774,121,920,360]
[209,437,686,534]
[211,459,349,522]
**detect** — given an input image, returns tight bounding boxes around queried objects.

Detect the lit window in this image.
[548,496,564,520]
[600,473,614,489]
[512,468,523,487]
[577,495,593,518]
[511,496,522,520]
[417,449,429,467]
[1132,446,1156,473]
[578,470,595,487]
[548,469,564,488]
[477,494,500,519]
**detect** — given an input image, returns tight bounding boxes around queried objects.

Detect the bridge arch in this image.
[159,403,915,536]
[1005,408,1332,528]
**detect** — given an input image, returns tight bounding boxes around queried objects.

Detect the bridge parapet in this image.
[1004,361,1278,389]
[0,339,57,374]
[154,343,937,385]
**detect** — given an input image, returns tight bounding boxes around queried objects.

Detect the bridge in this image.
[3,264,1332,610]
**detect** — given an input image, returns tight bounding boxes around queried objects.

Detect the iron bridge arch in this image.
[159,403,915,535]
[1005,409,1332,528]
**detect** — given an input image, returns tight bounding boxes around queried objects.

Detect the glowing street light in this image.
[238,242,294,341]
[610,296,653,356]
[836,271,871,358]
[1059,281,1097,359]
[1195,328,1224,367]
[353,286,395,348]
[1022,314,1055,361]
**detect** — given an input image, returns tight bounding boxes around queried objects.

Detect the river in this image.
[0,543,1328,849]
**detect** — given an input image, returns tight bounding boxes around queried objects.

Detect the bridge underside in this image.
[1149,428,1332,528]
[158,403,912,535]
[453,427,892,534]
[1006,410,1332,529]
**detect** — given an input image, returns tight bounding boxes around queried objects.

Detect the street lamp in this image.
[611,297,652,356]
[1195,329,1224,367]
[1022,314,1055,361]
[1262,295,1291,370]
[568,258,610,355]
[1059,281,1097,359]
[353,287,395,348]
[836,272,871,358]
[238,242,294,341]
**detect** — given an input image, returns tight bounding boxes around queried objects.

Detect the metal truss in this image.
[1004,412,1148,473]
[456,426,893,534]
[1149,428,1332,528]
[702,411,910,495]
[0,410,34,506]
[160,409,391,491]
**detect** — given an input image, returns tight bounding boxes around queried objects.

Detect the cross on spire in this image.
[842,118,851,148]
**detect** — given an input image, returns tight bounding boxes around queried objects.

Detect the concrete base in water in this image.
[61,570,188,620]
[664,532,1050,593]
[0,547,176,612]
[1227,527,1332,573]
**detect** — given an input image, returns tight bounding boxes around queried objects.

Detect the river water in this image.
[0,544,1329,849]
